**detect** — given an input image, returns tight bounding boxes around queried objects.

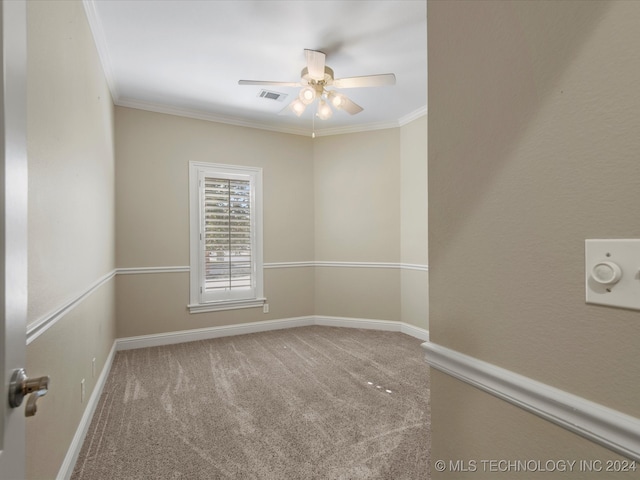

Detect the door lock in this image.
[9,368,50,417]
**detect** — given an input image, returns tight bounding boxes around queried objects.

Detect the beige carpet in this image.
[72,326,430,479]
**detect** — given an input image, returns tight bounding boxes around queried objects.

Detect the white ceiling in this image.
[84,0,427,137]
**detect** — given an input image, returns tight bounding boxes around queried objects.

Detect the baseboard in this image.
[115,316,316,351]
[400,322,430,341]
[315,315,403,331]
[423,341,640,462]
[116,315,430,351]
[315,315,430,341]
[57,341,117,480]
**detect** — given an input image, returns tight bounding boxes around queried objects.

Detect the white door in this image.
[0,0,28,478]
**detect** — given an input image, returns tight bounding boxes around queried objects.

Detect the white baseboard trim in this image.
[315,315,402,331]
[399,322,431,341]
[116,316,315,351]
[422,341,640,462]
[116,315,429,351]
[57,342,117,480]
[315,315,430,341]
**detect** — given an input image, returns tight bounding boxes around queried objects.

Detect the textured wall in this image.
[26,1,116,478]
[428,0,640,474]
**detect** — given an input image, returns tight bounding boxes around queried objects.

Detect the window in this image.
[189,162,264,313]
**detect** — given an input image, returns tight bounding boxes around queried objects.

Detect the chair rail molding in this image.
[423,341,640,462]
[114,262,429,272]
[26,262,428,345]
[26,270,117,345]
[265,261,428,271]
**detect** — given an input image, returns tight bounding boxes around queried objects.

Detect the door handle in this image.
[9,368,50,417]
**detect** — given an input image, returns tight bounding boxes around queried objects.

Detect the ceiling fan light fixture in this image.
[328,91,346,109]
[316,99,333,120]
[299,86,316,105]
[290,98,307,117]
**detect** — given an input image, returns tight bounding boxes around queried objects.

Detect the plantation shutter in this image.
[202,176,253,299]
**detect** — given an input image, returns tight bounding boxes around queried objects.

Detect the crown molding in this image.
[117,99,428,138]
[82,0,120,100]
[115,98,314,137]
[313,105,427,136]
[312,120,402,137]
[399,105,427,126]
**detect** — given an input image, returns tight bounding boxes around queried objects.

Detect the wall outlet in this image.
[92,357,96,378]
[81,378,85,403]
[263,303,269,314]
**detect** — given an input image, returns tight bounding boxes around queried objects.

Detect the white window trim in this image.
[188,161,265,314]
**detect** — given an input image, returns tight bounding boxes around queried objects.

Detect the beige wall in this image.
[313,129,401,263]
[115,107,316,337]
[401,116,428,329]
[428,0,640,475]
[27,0,115,322]
[116,112,428,333]
[27,282,115,479]
[26,1,116,479]
[400,116,428,267]
[115,108,315,267]
[312,121,428,325]
[313,129,402,320]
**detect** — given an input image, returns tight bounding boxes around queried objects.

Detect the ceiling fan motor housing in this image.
[301,66,334,86]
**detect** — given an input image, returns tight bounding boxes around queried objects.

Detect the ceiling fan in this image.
[238,49,396,120]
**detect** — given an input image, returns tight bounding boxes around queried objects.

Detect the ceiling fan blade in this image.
[328,91,364,115]
[333,73,396,89]
[238,80,301,87]
[340,96,364,115]
[304,49,326,81]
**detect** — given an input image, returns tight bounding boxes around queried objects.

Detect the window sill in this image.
[188,298,266,314]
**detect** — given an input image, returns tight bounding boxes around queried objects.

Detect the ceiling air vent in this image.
[258,89,288,102]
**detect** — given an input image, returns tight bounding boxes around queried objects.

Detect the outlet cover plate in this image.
[585,239,640,310]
